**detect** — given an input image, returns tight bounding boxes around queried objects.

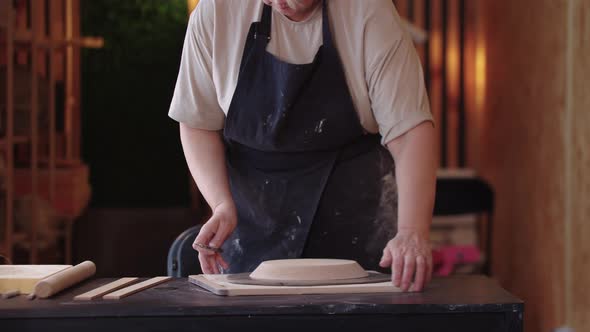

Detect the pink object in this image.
[432,246,482,276]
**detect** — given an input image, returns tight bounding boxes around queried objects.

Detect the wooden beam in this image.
[71,0,81,160]
[413,0,426,63]
[429,0,443,167]
[30,0,41,264]
[3,0,15,262]
[65,0,74,161]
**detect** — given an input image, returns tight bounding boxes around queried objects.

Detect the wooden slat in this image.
[35,0,46,77]
[71,0,81,160]
[51,0,65,81]
[15,0,27,65]
[103,277,172,300]
[413,0,426,63]
[30,0,41,264]
[445,0,460,168]
[429,0,443,166]
[13,32,104,48]
[65,0,74,161]
[462,0,479,168]
[3,0,15,261]
[74,278,139,301]
[394,0,409,18]
[47,1,58,259]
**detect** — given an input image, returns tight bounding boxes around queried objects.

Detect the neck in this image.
[284,0,320,22]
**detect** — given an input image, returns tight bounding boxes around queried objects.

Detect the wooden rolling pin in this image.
[33,261,96,299]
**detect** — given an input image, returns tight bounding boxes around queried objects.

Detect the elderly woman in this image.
[169,0,436,292]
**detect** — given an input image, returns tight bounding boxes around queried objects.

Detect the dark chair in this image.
[167,225,202,277]
[433,176,495,275]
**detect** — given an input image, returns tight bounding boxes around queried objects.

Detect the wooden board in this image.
[74,277,139,301]
[103,277,171,300]
[0,265,71,294]
[189,274,402,296]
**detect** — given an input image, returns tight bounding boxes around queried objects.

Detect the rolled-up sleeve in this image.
[168,0,225,130]
[365,0,433,145]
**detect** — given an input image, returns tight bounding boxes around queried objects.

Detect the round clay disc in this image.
[249,259,368,281]
[226,271,391,286]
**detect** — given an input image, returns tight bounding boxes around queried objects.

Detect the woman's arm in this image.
[180,123,237,274]
[380,121,437,292]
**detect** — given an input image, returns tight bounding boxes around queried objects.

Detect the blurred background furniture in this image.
[432,169,494,275]
[0,0,102,265]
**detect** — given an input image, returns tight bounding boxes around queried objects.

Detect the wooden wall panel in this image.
[393,0,409,18]
[479,1,567,332]
[428,0,443,166]
[569,0,590,330]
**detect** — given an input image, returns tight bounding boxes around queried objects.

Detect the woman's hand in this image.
[379,228,433,292]
[193,202,237,274]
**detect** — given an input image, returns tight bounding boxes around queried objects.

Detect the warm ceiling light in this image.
[187,0,199,13]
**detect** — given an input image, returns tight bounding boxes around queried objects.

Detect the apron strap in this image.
[256,4,272,41]
[321,0,334,50]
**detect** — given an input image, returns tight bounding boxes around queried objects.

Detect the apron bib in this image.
[222,0,397,273]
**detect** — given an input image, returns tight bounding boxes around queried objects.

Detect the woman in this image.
[169,0,436,292]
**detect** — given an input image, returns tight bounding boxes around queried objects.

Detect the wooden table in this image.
[0,275,523,332]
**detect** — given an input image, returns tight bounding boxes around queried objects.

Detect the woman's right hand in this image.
[193,202,237,274]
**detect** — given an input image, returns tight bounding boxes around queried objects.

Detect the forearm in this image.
[179,123,234,211]
[387,121,437,236]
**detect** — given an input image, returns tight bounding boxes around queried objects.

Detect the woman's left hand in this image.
[379,229,433,292]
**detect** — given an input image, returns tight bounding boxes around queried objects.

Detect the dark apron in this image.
[222,0,397,273]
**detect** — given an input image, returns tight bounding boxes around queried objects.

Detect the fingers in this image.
[208,255,220,274]
[208,222,231,249]
[198,251,228,275]
[379,247,393,268]
[392,251,403,288]
[194,221,217,252]
[400,254,415,291]
[194,217,223,275]
[426,254,433,284]
[411,255,426,292]
[216,253,229,270]
[198,252,213,274]
[390,251,432,292]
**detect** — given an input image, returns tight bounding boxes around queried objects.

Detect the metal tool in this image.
[193,243,223,254]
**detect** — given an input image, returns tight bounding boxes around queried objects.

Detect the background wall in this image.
[72,1,197,277]
[474,1,590,331]
[80,0,190,208]
[569,1,590,330]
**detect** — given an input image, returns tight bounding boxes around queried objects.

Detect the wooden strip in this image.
[30,0,40,264]
[394,0,409,18]
[429,0,443,167]
[71,0,82,160]
[4,0,15,263]
[413,0,426,62]
[65,0,74,160]
[103,277,172,300]
[74,278,138,301]
[2,290,21,299]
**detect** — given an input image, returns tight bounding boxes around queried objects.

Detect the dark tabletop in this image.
[0,275,522,319]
